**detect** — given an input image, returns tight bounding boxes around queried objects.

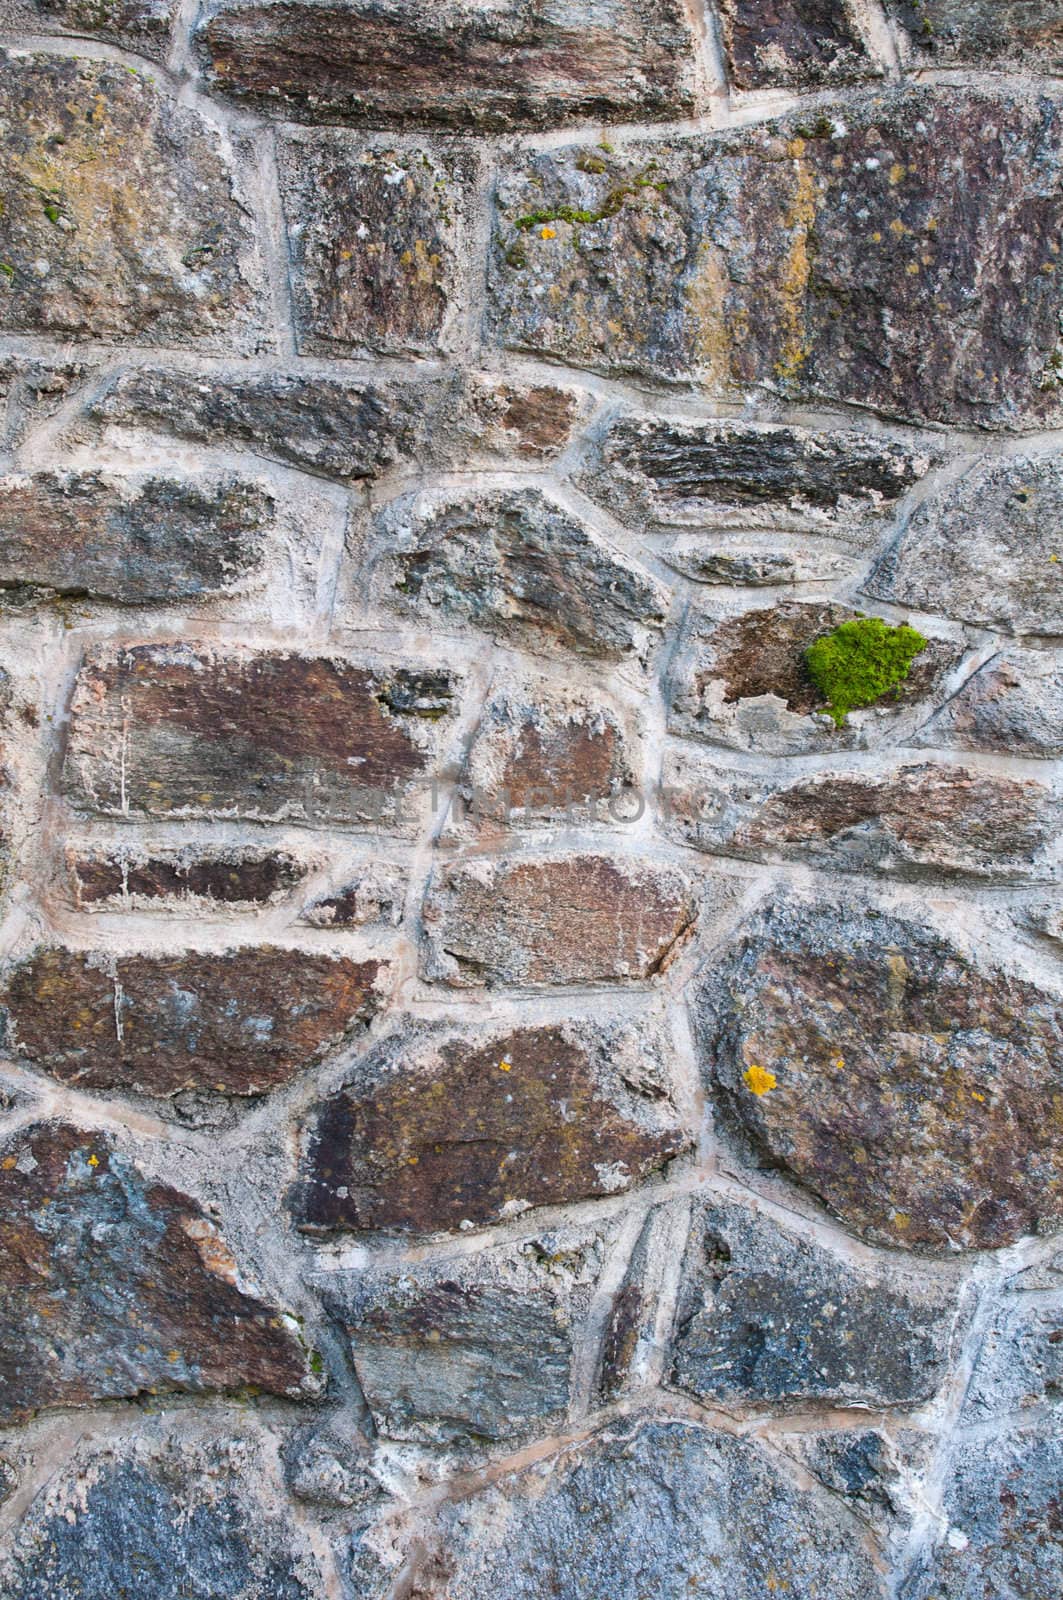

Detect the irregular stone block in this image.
[719,0,877,89]
[888,0,1063,71]
[596,1199,692,1400]
[0,1122,317,1423]
[448,374,587,463]
[62,643,457,829]
[196,0,699,131]
[866,456,1063,633]
[422,854,696,987]
[659,537,855,588]
[662,749,1061,882]
[319,1224,609,1446]
[780,1429,933,1544]
[1,945,389,1098]
[30,0,178,52]
[279,137,470,357]
[693,897,1063,1252]
[415,1418,886,1599]
[961,1286,1063,1421]
[0,52,267,349]
[299,865,406,927]
[912,649,1063,759]
[667,1198,962,1409]
[668,602,957,756]
[369,488,668,664]
[66,845,308,912]
[293,1018,690,1234]
[0,355,96,449]
[0,1428,325,1598]
[902,1423,1063,1600]
[580,416,931,540]
[489,90,1063,427]
[283,1430,380,1511]
[0,471,270,605]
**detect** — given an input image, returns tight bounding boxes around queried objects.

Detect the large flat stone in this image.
[719,0,877,88]
[489,89,1063,427]
[694,898,1063,1252]
[911,649,1063,758]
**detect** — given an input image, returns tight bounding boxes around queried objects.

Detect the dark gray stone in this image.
[720,0,877,88]
[889,0,1063,71]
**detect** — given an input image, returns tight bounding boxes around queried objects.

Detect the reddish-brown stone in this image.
[719,0,876,89]
[67,848,308,910]
[0,1122,317,1423]
[1,946,389,1098]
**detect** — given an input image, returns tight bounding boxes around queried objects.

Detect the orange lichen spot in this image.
[1,1155,16,1170]
[539,226,556,239]
[743,1064,778,1097]
[87,1153,99,1168]
[498,1059,513,1072]
[971,1092,986,1103]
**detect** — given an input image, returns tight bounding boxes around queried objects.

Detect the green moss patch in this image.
[804,616,927,727]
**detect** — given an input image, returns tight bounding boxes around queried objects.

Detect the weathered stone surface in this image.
[66,845,308,912]
[781,1428,932,1544]
[490,90,1063,427]
[293,1018,689,1234]
[663,749,1061,881]
[0,355,95,448]
[299,865,405,928]
[283,1429,380,1512]
[319,1225,609,1446]
[961,1286,1063,1420]
[1,945,388,1098]
[889,0,1063,71]
[369,488,668,664]
[0,1122,316,1423]
[449,374,587,463]
[0,1429,325,1599]
[902,1423,1063,1600]
[913,649,1063,758]
[279,137,469,357]
[580,416,931,539]
[197,0,698,131]
[668,602,957,755]
[423,854,696,987]
[0,471,270,604]
[720,0,876,89]
[596,1200,691,1400]
[660,537,854,588]
[30,0,178,51]
[667,1198,961,1409]
[62,643,457,829]
[415,1418,886,1599]
[694,898,1063,1252]
[866,457,1063,634]
[0,52,267,349]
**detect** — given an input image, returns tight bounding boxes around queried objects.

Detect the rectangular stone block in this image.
[66,845,309,912]
[719,0,877,89]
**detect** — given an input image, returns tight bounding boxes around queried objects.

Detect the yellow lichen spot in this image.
[539,226,556,239]
[773,154,818,382]
[1,1155,16,1170]
[786,137,807,159]
[971,1092,986,1103]
[893,1212,911,1231]
[498,1060,513,1072]
[889,163,906,186]
[889,218,907,238]
[407,1155,419,1165]
[871,230,883,243]
[926,216,938,231]
[743,1064,778,1097]
[87,1153,99,1168]
[906,261,920,275]
[833,1056,845,1070]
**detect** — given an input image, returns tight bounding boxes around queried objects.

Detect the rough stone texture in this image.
[668,602,958,755]
[0,355,96,449]
[660,536,855,587]
[866,457,1063,634]
[961,1284,1063,1420]
[889,0,1063,71]
[0,1428,326,1599]
[62,643,457,829]
[580,415,931,539]
[283,1429,380,1512]
[663,749,1061,881]
[196,0,699,131]
[293,1018,689,1235]
[667,1198,962,1409]
[66,844,308,912]
[422,854,697,986]
[368,488,668,663]
[719,0,877,89]
[0,52,267,349]
[29,0,179,51]
[279,137,470,358]
[1,945,388,1098]
[781,1428,932,1544]
[694,898,1063,1252]
[0,1122,317,1423]
[0,471,271,604]
[318,1224,609,1446]
[490,89,1063,428]
[912,649,1063,758]
[415,1418,886,1599]
[299,865,406,927]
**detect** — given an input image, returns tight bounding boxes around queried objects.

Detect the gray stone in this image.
[961,1288,1063,1420]
[659,538,855,588]
[780,1429,933,1544]
[279,137,471,358]
[0,52,267,350]
[29,0,178,52]
[489,89,1063,428]
[693,896,1063,1253]
[719,0,877,89]
[196,0,699,131]
[866,457,1063,634]
[282,1430,381,1512]
[0,356,96,449]
[299,865,406,928]
[368,488,668,664]
[911,650,1063,758]
[667,1198,963,1410]
[889,0,1063,71]
[414,1417,886,1599]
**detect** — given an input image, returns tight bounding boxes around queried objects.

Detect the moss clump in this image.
[804,616,927,728]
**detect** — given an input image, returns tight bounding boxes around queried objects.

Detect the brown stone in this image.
[62,643,457,829]
[422,854,696,987]
[293,1019,690,1234]
[0,1121,317,1424]
[279,137,470,358]
[0,471,270,604]
[1,945,389,1098]
[0,52,267,350]
[719,0,876,89]
[196,0,699,131]
[67,847,308,912]
[694,898,1063,1253]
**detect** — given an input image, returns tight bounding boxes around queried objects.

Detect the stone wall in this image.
[0,3,1060,1597]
